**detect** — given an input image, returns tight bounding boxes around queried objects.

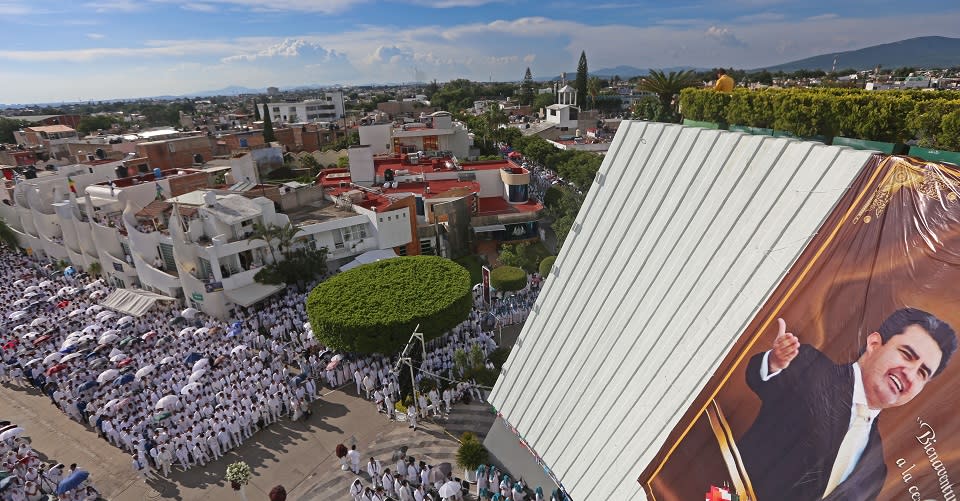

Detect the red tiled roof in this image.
[477,197,542,216]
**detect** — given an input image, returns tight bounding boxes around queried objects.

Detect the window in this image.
[289,107,297,112]
[340,224,368,242]
[272,107,279,112]
[420,239,435,255]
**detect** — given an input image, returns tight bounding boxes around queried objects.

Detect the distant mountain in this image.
[755,36,960,72]
[185,85,265,98]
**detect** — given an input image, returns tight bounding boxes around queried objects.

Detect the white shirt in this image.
[760,353,881,485]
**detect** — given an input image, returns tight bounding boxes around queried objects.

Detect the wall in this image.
[358,124,392,155]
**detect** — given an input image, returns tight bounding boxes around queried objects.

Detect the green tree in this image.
[0,117,27,144]
[521,67,535,106]
[637,69,700,123]
[261,99,276,143]
[490,265,527,292]
[77,115,116,135]
[575,51,589,109]
[299,152,321,174]
[532,92,555,112]
[306,256,472,353]
[249,221,298,264]
[587,76,601,110]
[539,256,556,278]
[497,242,550,273]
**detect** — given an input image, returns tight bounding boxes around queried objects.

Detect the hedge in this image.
[539,256,556,278]
[490,265,527,292]
[680,88,960,151]
[306,256,472,354]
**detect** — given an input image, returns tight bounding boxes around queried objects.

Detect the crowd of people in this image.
[0,424,99,500]
[0,243,548,500]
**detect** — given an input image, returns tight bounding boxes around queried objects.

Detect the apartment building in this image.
[257,91,345,125]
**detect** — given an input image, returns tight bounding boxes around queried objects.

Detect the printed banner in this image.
[640,156,960,501]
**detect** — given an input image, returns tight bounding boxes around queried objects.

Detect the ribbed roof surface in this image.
[488,121,874,500]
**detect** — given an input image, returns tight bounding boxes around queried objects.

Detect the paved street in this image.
[1,325,519,501]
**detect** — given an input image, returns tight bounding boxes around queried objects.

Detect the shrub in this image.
[488,347,512,370]
[306,256,472,353]
[489,266,527,292]
[538,256,556,278]
[456,437,489,471]
[454,254,483,285]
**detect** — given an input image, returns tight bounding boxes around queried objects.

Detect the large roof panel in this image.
[488,121,875,500]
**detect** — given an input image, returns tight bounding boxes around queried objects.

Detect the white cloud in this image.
[222,39,344,63]
[523,54,536,63]
[705,25,747,48]
[807,13,839,21]
[181,3,217,12]
[156,0,367,13]
[404,0,507,7]
[86,33,106,39]
[83,0,144,13]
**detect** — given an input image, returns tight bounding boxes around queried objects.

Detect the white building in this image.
[1,161,418,319]
[358,111,472,158]
[257,91,345,125]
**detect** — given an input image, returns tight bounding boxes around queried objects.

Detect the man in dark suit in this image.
[738,308,956,501]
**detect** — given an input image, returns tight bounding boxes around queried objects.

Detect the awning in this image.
[472,224,507,233]
[339,249,399,272]
[100,289,177,317]
[224,282,285,308]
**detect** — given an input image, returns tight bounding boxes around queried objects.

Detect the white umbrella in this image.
[22,331,40,340]
[194,327,209,336]
[60,338,80,350]
[98,333,120,345]
[12,298,28,307]
[159,356,175,365]
[23,292,38,299]
[38,280,53,288]
[188,369,206,383]
[89,290,106,299]
[86,305,103,314]
[12,324,28,332]
[78,334,96,344]
[97,368,120,383]
[230,345,247,355]
[192,359,209,371]
[61,352,84,363]
[30,317,46,327]
[101,329,121,337]
[0,427,25,441]
[438,480,462,499]
[103,398,121,410]
[24,285,39,293]
[8,310,28,321]
[43,352,63,365]
[155,395,179,410]
[95,310,115,321]
[13,279,25,286]
[135,364,155,380]
[108,347,125,358]
[117,316,134,326]
[181,307,199,319]
[84,279,104,290]
[178,327,195,337]
[68,309,85,318]
[24,358,42,367]
[180,382,201,395]
[82,324,100,334]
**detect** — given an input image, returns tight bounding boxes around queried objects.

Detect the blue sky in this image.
[3,0,960,103]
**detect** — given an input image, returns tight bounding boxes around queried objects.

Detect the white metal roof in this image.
[487,121,875,500]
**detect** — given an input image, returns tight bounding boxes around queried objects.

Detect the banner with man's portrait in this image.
[639,155,960,501]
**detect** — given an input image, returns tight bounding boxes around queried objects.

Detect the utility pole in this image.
[394,324,426,417]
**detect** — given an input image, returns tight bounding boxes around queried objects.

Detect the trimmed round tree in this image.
[306,255,472,354]
[490,265,527,292]
[538,256,556,278]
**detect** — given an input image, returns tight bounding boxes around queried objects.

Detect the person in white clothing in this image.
[347,444,362,475]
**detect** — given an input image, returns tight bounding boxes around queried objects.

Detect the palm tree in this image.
[88,261,102,277]
[587,77,601,110]
[637,69,700,122]
[275,222,301,258]
[250,222,281,264]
